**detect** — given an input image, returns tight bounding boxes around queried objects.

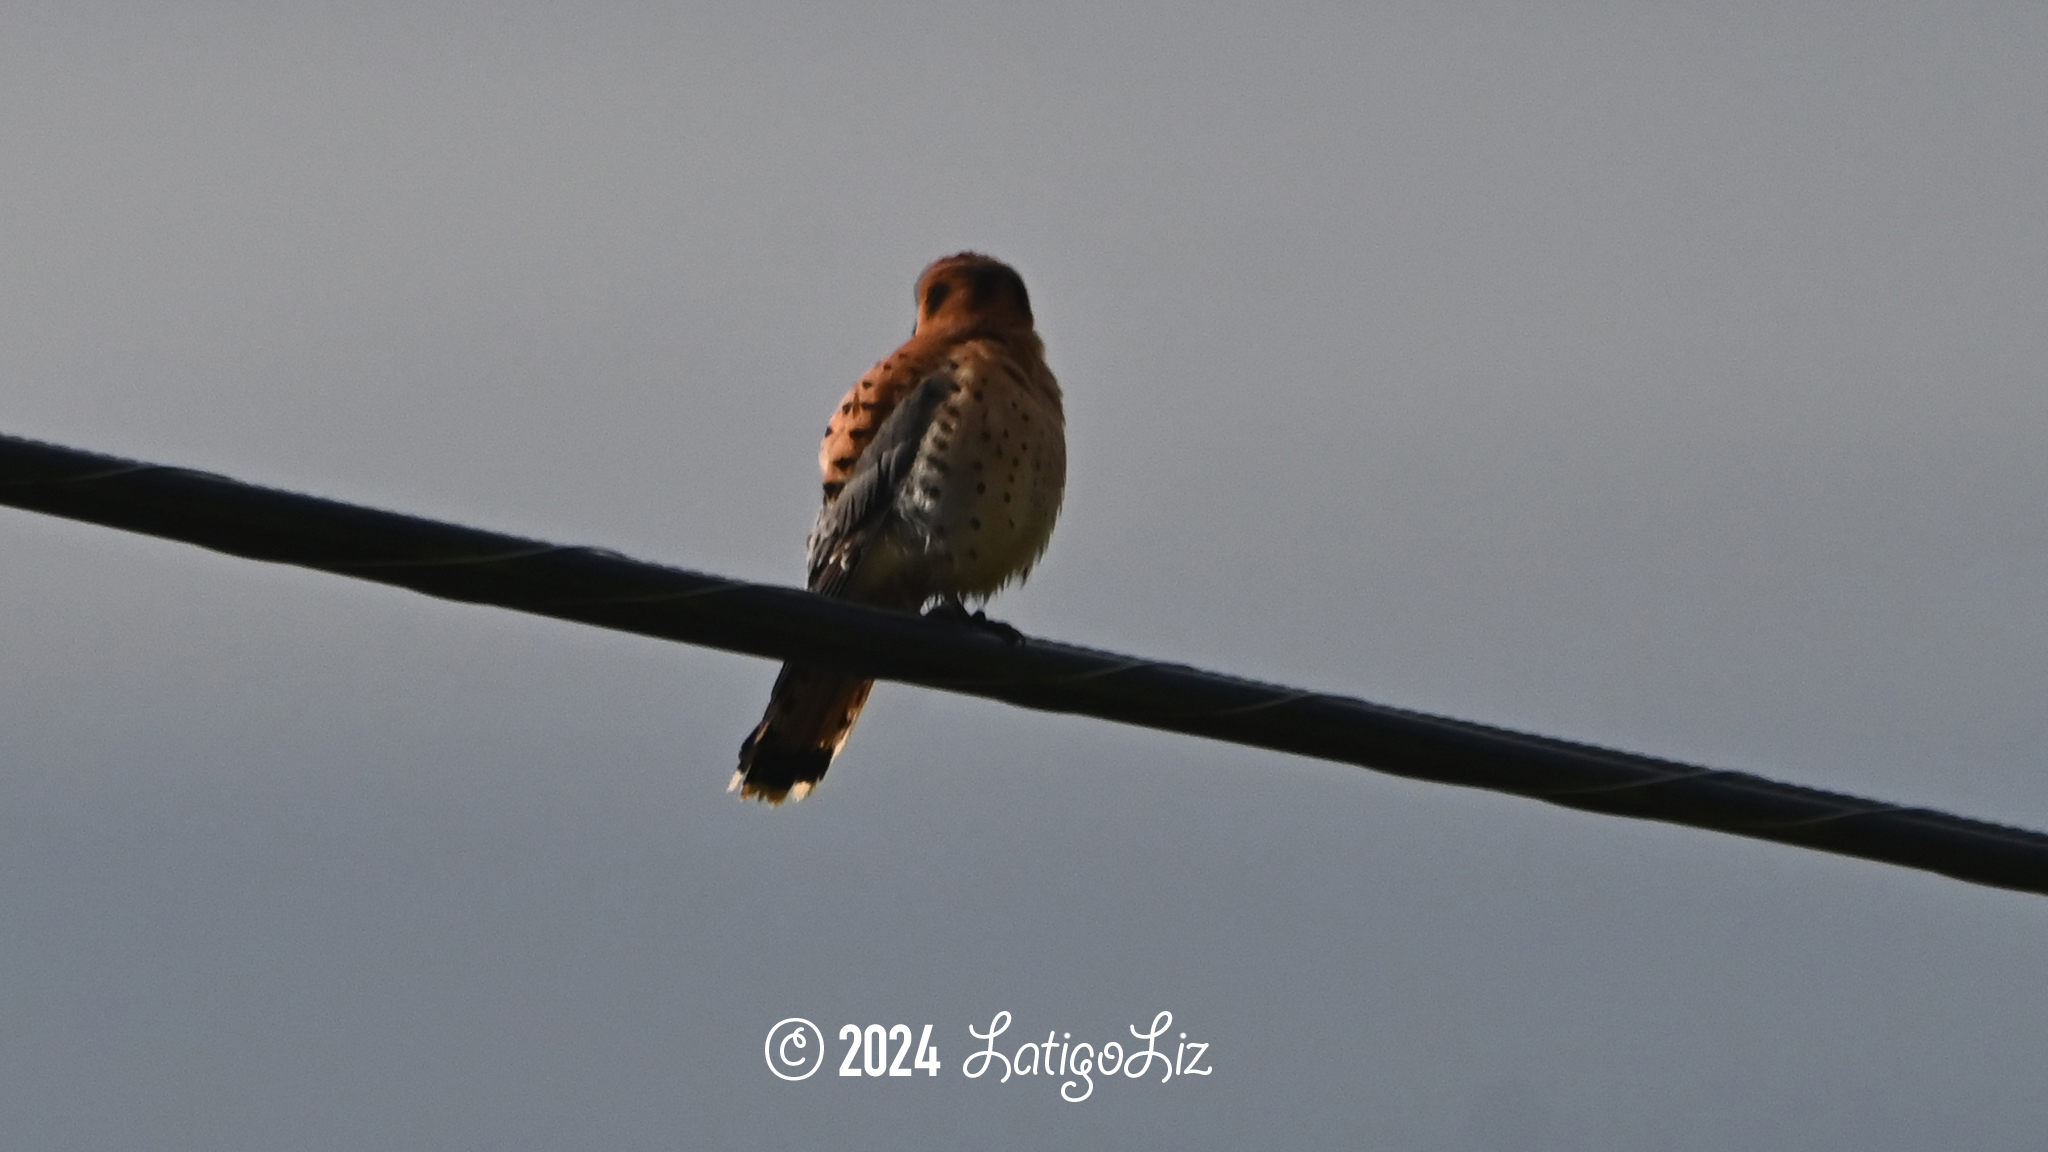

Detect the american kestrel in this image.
[733,253,1066,803]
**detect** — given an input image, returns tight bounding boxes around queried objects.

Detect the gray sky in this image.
[3,3,2046,1147]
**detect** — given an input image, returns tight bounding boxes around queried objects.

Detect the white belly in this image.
[886,362,1066,599]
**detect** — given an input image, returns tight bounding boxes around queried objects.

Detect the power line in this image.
[2,429,2044,896]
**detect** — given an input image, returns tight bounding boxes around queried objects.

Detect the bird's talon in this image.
[971,610,1026,646]
[921,601,1025,644]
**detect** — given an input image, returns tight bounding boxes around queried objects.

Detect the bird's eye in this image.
[923,282,952,315]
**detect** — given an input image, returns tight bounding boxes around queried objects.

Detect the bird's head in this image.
[911,252,1034,337]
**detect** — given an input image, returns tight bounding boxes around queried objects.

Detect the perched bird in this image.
[732,253,1066,803]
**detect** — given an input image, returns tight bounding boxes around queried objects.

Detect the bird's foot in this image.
[923,598,1026,645]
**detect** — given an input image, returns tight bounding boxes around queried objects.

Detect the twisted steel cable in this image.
[2,430,2044,895]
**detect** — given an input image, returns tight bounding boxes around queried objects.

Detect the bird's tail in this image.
[731,663,876,803]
